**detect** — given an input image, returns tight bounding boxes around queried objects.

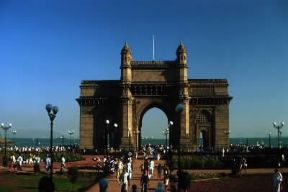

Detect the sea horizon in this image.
[2,136,288,148]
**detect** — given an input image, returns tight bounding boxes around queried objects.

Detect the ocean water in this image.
[9,138,78,147]
[142,137,288,148]
[7,137,288,148]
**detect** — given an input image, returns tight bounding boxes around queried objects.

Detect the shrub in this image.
[204,158,222,168]
[171,154,222,169]
[187,156,203,168]
[33,163,40,173]
[178,170,192,191]
[2,156,9,167]
[67,167,79,184]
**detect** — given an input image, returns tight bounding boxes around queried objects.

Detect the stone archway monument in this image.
[77,42,232,151]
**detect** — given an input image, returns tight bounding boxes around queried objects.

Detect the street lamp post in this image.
[163,121,173,153]
[168,121,173,148]
[68,130,75,146]
[105,120,110,151]
[175,103,184,172]
[113,123,118,149]
[163,128,169,158]
[105,120,118,152]
[134,129,140,151]
[1,123,12,167]
[128,131,131,151]
[268,132,271,148]
[273,122,284,148]
[163,128,167,146]
[45,104,59,180]
[12,130,17,145]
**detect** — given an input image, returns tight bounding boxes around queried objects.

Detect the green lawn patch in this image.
[0,171,97,192]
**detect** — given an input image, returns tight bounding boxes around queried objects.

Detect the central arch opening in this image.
[141,107,168,147]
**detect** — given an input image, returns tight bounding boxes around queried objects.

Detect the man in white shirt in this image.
[45,155,51,172]
[120,168,129,191]
[272,168,283,192]
[60,155,66,174]
[16,154,23,171]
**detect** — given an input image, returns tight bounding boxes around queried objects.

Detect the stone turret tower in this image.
[121,42,133,82]
[176,42,190,148]
[120,42,133,148]
[176,42,188,82]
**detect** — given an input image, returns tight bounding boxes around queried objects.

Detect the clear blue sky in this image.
[0,0,287,139]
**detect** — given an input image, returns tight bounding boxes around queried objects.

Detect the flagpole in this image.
[153,35,155,60]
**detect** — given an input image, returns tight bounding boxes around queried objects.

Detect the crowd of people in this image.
[97,154,171,192]
[2,142,288,191]
[96,144,173,192]
[7,152,67,174]
[0,145,69,154]
[0,144,74,174]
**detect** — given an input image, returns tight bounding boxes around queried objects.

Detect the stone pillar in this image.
[179,98,190,137]
[120,96,133,149]
[178,98,192,151]
[79,106,94,149]
[214,105,230,150]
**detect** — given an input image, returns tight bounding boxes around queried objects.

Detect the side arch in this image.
[194,108,215,151]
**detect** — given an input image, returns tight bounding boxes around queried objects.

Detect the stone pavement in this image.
[85,156,288,192]
[87,158,169,192]
[2,155,288,191]
[0,155,170,191]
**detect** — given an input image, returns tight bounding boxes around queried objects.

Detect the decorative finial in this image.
[177,41,186,53]
[121,41,131,53]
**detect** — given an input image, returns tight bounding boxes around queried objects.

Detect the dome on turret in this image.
[121,41,131,54]
[176,42,187,53]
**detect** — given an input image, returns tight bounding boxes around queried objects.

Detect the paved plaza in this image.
[1,155,288,191]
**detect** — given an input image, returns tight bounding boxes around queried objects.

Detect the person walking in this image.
[155,182,164,192]
[45,154,51,173]
[149,159,155,178]
[120,168,129,192]
[163,165,170,192]
[60,154,66,174]
[272,168,283,192]
[127,160,133,186]
[10,154,16,171]
[16,154,23,171]
[141,171,149,192]
[99,176,108,192]
[157,163,163,179]
[130,184,137,192]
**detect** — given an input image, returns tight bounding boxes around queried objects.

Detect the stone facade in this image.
[77,42,232,151]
